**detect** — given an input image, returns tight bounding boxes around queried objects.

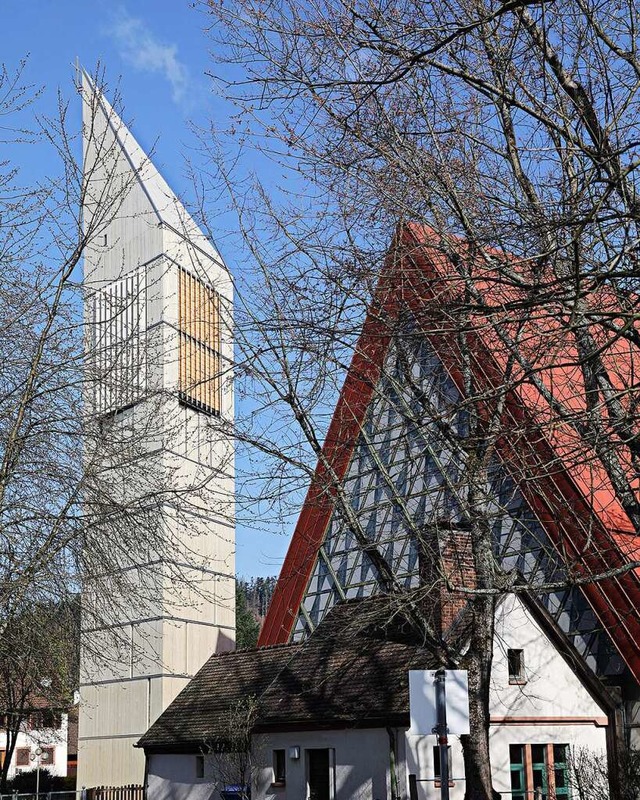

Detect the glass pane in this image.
[533,767,545,788]
[555,768,566,788]
[510,744,524,764]
[554,744,568,765]
[532,744,546,764]
[508,649,524,678]
[511,771,523,790]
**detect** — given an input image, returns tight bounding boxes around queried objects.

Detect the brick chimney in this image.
[439,529,476,632]
[418,523,477,636]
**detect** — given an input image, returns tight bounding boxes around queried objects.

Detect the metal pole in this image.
[36,755,40,800]
[433,669,450,800]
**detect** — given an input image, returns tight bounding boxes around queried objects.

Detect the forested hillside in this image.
[235,576,277,649]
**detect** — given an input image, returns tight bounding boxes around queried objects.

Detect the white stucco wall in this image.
[1,713,69,779]
[404,595,609,799]
[489,594,609,796]
[148,729,394,800]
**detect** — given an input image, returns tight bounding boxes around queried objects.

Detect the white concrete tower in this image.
[77,73,235,787]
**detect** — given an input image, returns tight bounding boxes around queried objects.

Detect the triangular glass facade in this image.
[294,328,625,679]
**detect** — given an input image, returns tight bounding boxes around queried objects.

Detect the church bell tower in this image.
[77,72,235,787]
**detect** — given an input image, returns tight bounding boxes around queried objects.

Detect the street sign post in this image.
[408,670,470,800]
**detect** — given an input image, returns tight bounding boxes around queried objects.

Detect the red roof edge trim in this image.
[259,260,405,646]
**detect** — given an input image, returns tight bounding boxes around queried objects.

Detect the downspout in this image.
[387,727,400,800]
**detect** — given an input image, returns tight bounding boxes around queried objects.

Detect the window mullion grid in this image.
[318,546,347,602]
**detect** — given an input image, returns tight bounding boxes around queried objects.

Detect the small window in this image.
[195,755,205,779]
[273,749,286,786]
[508,648,526,683]
[433,745,453,787]
[41,710,62,729]
[41,747,54,766]
[16,748,30,767]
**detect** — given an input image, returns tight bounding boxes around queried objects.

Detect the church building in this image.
[138,225,640,799]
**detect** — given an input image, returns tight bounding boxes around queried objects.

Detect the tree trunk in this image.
[461,600,498,800]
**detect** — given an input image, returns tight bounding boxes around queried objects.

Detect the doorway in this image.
[306,748,334,800]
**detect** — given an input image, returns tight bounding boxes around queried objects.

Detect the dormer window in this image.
[508,648,526,684]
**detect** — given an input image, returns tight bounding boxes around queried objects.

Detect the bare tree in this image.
[0,600,78,790]
[196,1,640,797]
[206,695,258,800]
[0,59,236,785]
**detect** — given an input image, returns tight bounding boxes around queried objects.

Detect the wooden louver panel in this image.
[178,268,221,415]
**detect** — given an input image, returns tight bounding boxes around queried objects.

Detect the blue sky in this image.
[2,1,296,578]
[2,2,223,193]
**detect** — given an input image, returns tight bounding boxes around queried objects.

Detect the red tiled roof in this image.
[260,225,640,679]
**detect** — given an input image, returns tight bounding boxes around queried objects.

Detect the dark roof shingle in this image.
[138,596,437,752]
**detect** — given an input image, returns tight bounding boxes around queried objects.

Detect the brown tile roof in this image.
[137,596,438,753]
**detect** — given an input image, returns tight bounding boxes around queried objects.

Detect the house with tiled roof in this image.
[140,592,613,800]
[140,226,640,799]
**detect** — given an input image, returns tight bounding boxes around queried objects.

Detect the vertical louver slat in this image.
[93,270,146,415]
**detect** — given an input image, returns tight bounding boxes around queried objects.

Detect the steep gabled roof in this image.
[260,225,640,680]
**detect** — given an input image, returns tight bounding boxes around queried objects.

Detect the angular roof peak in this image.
[80,67,224,267]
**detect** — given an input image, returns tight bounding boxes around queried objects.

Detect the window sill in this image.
[434,782,455,788]
[509,678,528,685]
[270,782,286,789]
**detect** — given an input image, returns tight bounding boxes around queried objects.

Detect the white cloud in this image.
[108,10,191,108]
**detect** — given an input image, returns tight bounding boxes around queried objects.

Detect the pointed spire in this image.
[80,66,224,266]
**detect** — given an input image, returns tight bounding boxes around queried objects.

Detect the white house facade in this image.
[1,712,71,781]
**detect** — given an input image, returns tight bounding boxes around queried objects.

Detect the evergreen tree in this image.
[235,582,260,649]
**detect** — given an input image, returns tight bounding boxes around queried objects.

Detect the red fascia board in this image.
[259,276,401,645]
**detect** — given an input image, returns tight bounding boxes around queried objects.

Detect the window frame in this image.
[507,648,527,685]
[509,742,571,800]
[272,748,286,787]
[41,746,55,767]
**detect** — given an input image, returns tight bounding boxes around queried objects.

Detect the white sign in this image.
[408,670,470,735]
